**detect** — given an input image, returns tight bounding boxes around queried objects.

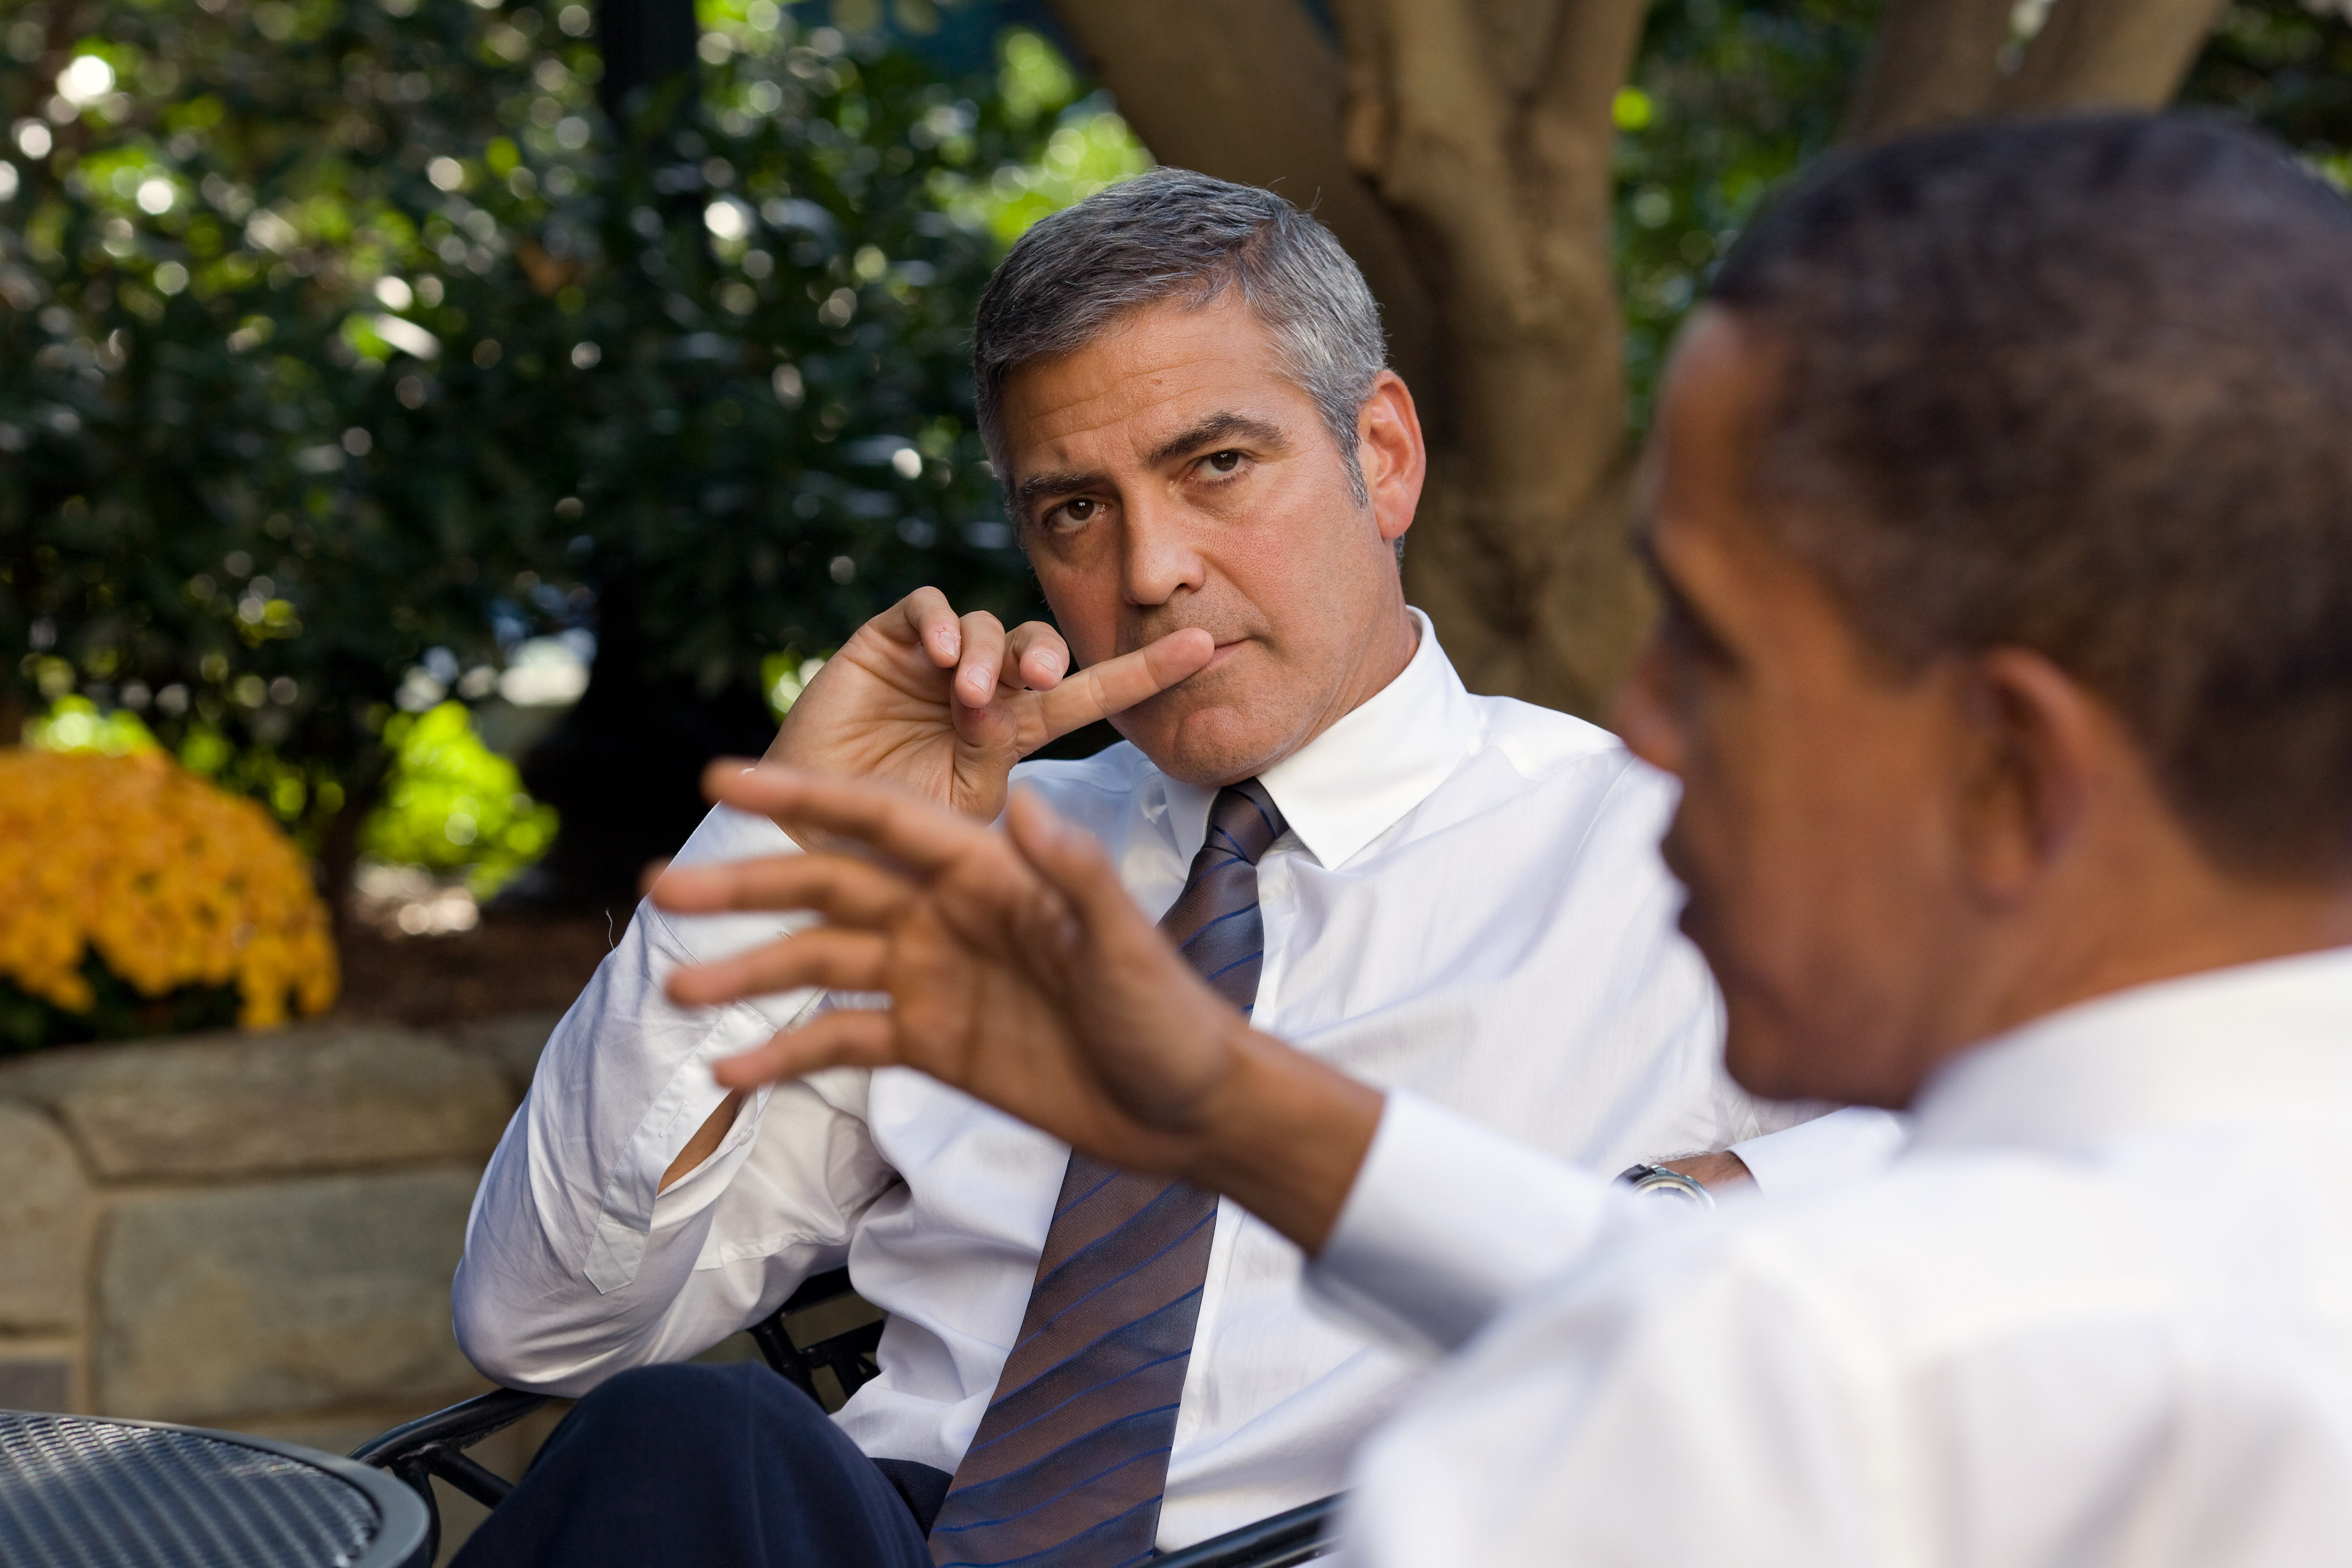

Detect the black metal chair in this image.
[352,1267,1337,1567]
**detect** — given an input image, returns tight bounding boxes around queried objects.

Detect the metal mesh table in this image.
[1,1410,429,1568]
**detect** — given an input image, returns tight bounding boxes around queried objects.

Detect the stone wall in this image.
[0,1011,568,1560]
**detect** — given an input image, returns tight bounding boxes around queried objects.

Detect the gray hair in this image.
[972,168,1390,508]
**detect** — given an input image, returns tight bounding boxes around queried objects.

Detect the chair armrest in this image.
[350,1386,554,1471]
[351,1387,555,1565]
[1153,1493,1343,1568]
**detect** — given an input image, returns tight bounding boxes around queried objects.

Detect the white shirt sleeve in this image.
[1306,1093,1664,1357]
[1730,1106,1911,1197]
[451,804,898,1396]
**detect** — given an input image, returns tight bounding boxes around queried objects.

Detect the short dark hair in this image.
[971,169,1388,505]
[1711,113,2352,881]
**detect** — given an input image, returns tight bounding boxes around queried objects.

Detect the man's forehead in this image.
[999,296,1299,467]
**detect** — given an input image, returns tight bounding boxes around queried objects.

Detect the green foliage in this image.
[1612,0,1881,426]
[1,0,1114,870]
[361,699,553,893]
[22,690,153,753]
[2180,0,2352,190]
[1610,0,2352,428]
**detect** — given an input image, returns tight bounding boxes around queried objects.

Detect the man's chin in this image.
[1114,686,1297,788]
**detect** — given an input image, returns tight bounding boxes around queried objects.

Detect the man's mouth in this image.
[1204,639,1248,668]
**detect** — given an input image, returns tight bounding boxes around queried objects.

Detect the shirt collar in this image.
[1160,608,1482,872]
[1906,943,2352,1155]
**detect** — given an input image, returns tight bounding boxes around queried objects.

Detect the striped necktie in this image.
[927,780,1288,1568]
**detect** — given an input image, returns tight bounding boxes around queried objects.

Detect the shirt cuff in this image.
[1728,1105,1910,1197]
[1306,1092,1618,1357]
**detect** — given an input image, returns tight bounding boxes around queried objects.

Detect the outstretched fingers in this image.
[702,761,995,877]
[666,927,889,1009]
[653,851,916,930]
[712,1009,902,1088]
[1033,628,1214,741]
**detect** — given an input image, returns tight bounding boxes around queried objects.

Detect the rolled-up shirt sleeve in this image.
[452,803,898,1395]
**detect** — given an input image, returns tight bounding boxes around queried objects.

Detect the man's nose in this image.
[1119,493,1208,607]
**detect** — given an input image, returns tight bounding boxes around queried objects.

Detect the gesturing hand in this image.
[766,588,1212,838]
[652,764,1383,1248]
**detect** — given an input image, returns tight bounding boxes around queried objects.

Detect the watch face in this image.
[1625,1167,1714,1208]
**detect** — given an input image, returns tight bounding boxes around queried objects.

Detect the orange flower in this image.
[0,751,339,1028]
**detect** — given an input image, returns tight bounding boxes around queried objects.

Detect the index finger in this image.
[1032,628,1215,741]
[702,760,1001,877]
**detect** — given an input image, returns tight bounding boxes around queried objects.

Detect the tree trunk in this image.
[595,0,701,122]
[1997,0,2232,114]
[1334,0,1653,716]
[1851,0,2229,140]
[318,761,386,939]
[1844,0,2015,140]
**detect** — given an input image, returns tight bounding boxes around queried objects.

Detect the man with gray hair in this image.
[450,168,1894,1568]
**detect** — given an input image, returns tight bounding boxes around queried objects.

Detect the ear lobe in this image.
[1955,649,2099,902]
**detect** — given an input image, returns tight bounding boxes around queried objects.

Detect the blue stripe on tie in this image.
[963,1293,1202,1446]
[1239,791,1281,844]
[1176,902,1258,951]
[1027,1184,1208,1308]
[958,1350,1193,1462]
[1202,949,1262,986]
[931,1428,1176,1531]
[1051,1167,1120,1222]
[1008,1207,1214,1362]
[934,1496,1163,1568]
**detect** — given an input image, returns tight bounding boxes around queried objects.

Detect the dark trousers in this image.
[452,1362,952,1568]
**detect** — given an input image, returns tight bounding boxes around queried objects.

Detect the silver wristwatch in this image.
[1614,1163,1716,1210]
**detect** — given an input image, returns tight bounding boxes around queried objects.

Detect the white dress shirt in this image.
[1323,946,2352,1566]
[453,612,1888,1549]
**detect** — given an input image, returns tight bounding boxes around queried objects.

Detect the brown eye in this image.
[1206,450,1243,474]
[1060,498,1097,524]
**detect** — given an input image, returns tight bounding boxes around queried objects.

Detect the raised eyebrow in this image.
[1147,412,1287,469]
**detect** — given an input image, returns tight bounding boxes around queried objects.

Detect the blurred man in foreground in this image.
[660,114,2352,1563]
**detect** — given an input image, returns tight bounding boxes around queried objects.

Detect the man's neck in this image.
[1212,605,1422,788]
[1914,873,2352,1104]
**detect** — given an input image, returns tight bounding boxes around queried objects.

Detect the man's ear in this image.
[1952,648,2103,904]
[1356,370,1426,544]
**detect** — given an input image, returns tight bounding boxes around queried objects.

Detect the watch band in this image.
[1614,1162,1717,1210]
